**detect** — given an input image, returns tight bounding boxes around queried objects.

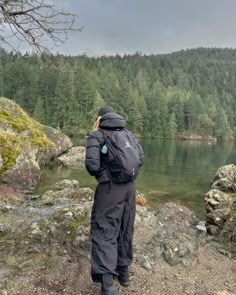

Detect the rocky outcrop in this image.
[136,203,201,267]
[1,178,234,294]
[41,179,93,205]
[0,178,204,292]
[0,186,25,206]
[0,156,3,169]
[57,146,85,169]
[0,97,72,191]
[0,179,93,293]
[39,125,73,166]
[205,164,236,253]
[211,164,236,192]
[1,147,41,192]
[205,189,234,234]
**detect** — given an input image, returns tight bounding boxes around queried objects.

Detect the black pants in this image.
[90,181,136,277]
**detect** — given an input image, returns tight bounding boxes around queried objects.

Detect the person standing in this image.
[85,106,144,295]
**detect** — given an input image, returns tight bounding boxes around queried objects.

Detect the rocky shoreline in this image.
[0,98,235,294]
[176,132,217,142]
[0,179,235,295]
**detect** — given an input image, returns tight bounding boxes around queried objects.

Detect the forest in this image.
[0,47,236,139]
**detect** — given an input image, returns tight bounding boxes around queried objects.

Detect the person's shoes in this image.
[100,285,119,295]
[100,274,119,295]
[91,273,102,283]
[116,266,129,287]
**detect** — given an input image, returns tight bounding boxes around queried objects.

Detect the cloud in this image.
[7,0,236,55]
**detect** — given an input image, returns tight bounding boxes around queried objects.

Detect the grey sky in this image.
[46,0,236,55]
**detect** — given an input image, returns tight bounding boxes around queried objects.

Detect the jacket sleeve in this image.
[85,132,102,176]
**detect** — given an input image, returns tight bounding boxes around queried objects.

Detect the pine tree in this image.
[166,113,177,138]
[33,96,46,124]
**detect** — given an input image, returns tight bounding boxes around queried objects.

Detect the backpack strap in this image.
[99,129,118,159]
[97,129,113,190]
[94,128,107,146]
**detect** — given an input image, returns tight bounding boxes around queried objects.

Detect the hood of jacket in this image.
[99,112,125,129]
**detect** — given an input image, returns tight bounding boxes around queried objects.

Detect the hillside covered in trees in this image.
[0,47,236,139]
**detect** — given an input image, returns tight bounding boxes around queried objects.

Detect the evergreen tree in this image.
[33,96,46,124]
[89,90,105,121]
[1,47,236,140]
[214,108,232,140]
[166,113,177,138]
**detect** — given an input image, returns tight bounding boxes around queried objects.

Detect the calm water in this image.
[38,139,236,218]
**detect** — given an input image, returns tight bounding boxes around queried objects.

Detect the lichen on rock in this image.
[0,97,53,155]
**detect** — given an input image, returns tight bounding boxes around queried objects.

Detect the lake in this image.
[38,139,236,218]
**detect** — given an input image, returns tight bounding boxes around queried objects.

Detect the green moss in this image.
[41,218,50,227]
[40,209,88,242]
[0,97,55,172]
[0,132,21,173]
[0,105,53,151]
[64,214,88,241]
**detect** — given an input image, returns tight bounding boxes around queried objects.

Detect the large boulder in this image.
[0,97,72,191]
[211,164,236,192]
[41,179,93,205]
[205,189,234,233]
[139,203,200,266]
[39,125,73,166]
[205,164,236,253]
[0,156,3,169]
[57,146,85,169]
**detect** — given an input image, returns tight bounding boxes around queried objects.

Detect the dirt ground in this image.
[21,224,236,295]
[78,225,236,295]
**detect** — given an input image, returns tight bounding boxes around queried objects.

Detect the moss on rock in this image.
[0,132,21,173]
[0,97,53,172]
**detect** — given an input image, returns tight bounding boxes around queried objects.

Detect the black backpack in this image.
[101,129,141,183]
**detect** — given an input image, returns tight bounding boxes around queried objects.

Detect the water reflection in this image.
[138,139,235,216]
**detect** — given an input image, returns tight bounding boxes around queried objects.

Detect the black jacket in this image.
[85,112,144,183]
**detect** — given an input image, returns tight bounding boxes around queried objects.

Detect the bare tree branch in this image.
[0,0,82,53]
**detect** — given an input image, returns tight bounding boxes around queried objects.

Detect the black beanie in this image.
[98,106,114,116]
